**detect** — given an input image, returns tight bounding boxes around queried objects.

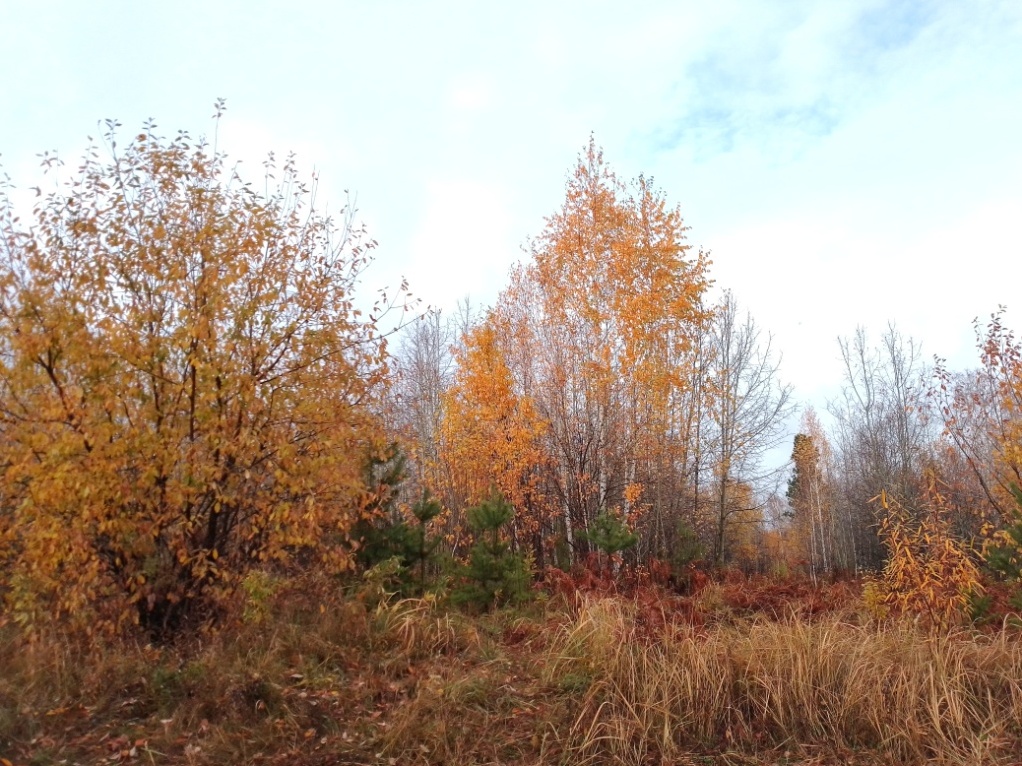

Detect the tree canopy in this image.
[0,110,401,636]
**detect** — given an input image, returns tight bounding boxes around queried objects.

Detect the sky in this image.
[1,0,1020,430]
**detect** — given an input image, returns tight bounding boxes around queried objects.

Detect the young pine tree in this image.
[452,492,531,609]
[582,510,638,573]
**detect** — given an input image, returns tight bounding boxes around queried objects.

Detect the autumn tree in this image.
[934,309,1022,579]
[866,480,983,633]
[439,315,551,561]
[703,291,793,566]
[387,310,456,493]
[494,138,711,564]
[638,320,715,566]
[786,408,838,579]
[0,109,401,637]
[935,309,1022,520]
[828,326,933,569]
[760,492,801,576]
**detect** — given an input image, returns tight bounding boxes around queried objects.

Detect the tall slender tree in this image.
[829,326,932,569]
[495,138,711,564]
[704,291,794,566]
[787,409,836,579]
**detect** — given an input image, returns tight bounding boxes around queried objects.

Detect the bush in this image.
[582,510,638,566]
[451,492,531,610]
[0,104,402,639]
[984,484,1022,584]
[867,486,983,632]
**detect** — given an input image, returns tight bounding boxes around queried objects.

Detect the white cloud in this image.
[405,179,515,311]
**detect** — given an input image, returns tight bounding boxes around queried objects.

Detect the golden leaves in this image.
[0,118,398,636]
[488,139,712,558]
[867,477,983,633]
[440,318,550,525]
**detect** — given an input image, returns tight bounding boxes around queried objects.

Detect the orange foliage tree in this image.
[439,316,552,561]
[865,480,983,633]
[0,109,398,637]
[936,309,1022,518]
[787,409,836,579]
[491,138,712,564]
[934,309,1022,580]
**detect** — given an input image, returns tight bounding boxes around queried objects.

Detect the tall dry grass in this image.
[0,579,488,764]
[548,596,1022,765]
[5,577,1021,765]
[0,578,375,757]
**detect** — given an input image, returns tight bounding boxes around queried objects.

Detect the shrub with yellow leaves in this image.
[866,478,983,632]
[0,104,404,639]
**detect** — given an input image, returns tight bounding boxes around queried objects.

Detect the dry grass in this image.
[0,574,385,764]
[2,575,1021,765]
[548,595,1022,765]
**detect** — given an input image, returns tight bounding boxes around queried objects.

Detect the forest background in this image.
[0,102,1021,766]
[1,3,1022,765]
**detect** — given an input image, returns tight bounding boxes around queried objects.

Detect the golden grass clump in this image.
[371,596,481,659]
[548,596,1022,765]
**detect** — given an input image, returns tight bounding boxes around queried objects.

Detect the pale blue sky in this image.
[2,1,1020,415]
